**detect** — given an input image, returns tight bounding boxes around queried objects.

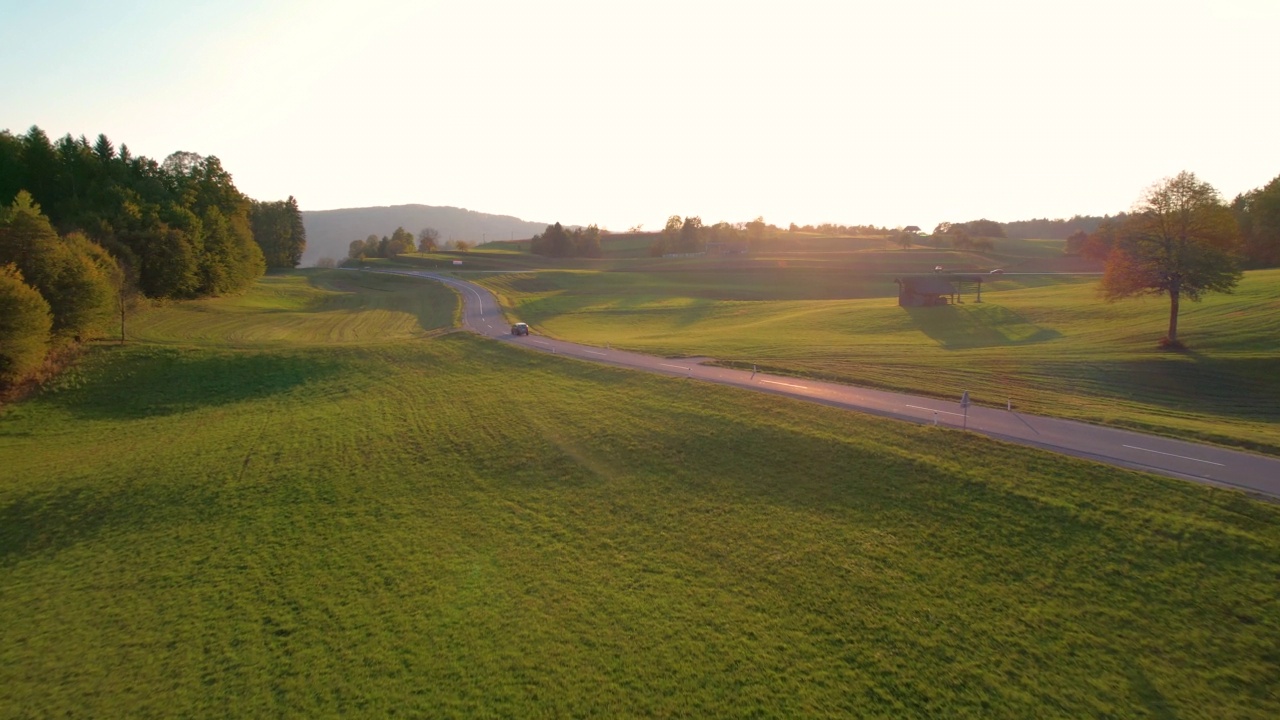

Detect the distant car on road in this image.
[511,322,529,336]
[989,268,1005,274]
[934,265,944,273]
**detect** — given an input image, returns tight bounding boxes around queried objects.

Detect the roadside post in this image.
[961,390,971,430]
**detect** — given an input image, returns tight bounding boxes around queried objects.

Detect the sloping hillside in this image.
[301,204,551,265]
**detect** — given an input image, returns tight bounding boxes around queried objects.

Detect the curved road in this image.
[378,268,1280,499]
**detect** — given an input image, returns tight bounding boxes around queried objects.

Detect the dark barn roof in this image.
[895,276,959,295]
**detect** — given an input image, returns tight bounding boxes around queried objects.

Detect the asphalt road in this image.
[373,268,1280,499]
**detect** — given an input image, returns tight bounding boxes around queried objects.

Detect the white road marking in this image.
[532,340,551,347]
[583,350,607,356]
[905,404,964,417]
[660,363,690,370]
[1122,445,1225,466]
[760,379,808,389]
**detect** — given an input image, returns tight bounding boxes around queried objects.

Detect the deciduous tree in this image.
[0,263,52,384]
[386,227,415,256]
[1065,230,1089,255]
[124,225,200,298]
[575,225,602,258]
[745,216,770,249]
[678,216,703,253]
[0,193,116,337]
[417,227,439,253]
[1101,171,1242,347]
[655,215,682,255]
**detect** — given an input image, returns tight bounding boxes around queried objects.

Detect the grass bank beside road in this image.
[481,268,1280,454]
[129,269,459,347]
[2,271,1278,716]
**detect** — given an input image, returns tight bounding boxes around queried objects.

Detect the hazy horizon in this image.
[3,0,1277,232]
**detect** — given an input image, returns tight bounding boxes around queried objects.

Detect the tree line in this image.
[924,219,1004,251]
[993,179,1280,270]
[0,127,306,293]
[785,221,890,236]
[530,223,601,257]
[1232,174,1280,268]
[0,125,304,388]
[535,216,891,258]
[646,216,790,256]
[529,216,903,258]
[346,227,447,260]
[1001,215,1115,240]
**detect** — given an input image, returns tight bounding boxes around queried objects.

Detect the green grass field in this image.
[129,270,458,346]
[395,234,1085,275]
[2,269,1279,716]
[480,268,1280,454]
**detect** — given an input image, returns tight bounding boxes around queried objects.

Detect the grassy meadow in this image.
[396,233,1072,275]
[480,267,1280,454]
[128,270,458,346]
[2,269,1279,716]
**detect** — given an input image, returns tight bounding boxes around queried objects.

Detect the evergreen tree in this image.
[250,196,306,268]
[0,131,23,203]
[93,134,115,163]
[18,127,58,207]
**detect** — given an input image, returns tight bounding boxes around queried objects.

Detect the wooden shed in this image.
[895,275,984,307]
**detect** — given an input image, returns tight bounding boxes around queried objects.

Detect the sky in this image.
[3,0,1278,232]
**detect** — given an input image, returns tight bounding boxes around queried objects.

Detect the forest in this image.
[0,125,304,388]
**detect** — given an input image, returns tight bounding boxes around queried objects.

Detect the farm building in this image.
[894,275,984,307]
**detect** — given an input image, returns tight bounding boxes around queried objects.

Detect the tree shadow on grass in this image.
[0,480,224,567]
[43,348,344,421]
[904,305,1062,349]
[1060,355,1280,424]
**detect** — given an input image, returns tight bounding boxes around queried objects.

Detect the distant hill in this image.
[301,204,552,266]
